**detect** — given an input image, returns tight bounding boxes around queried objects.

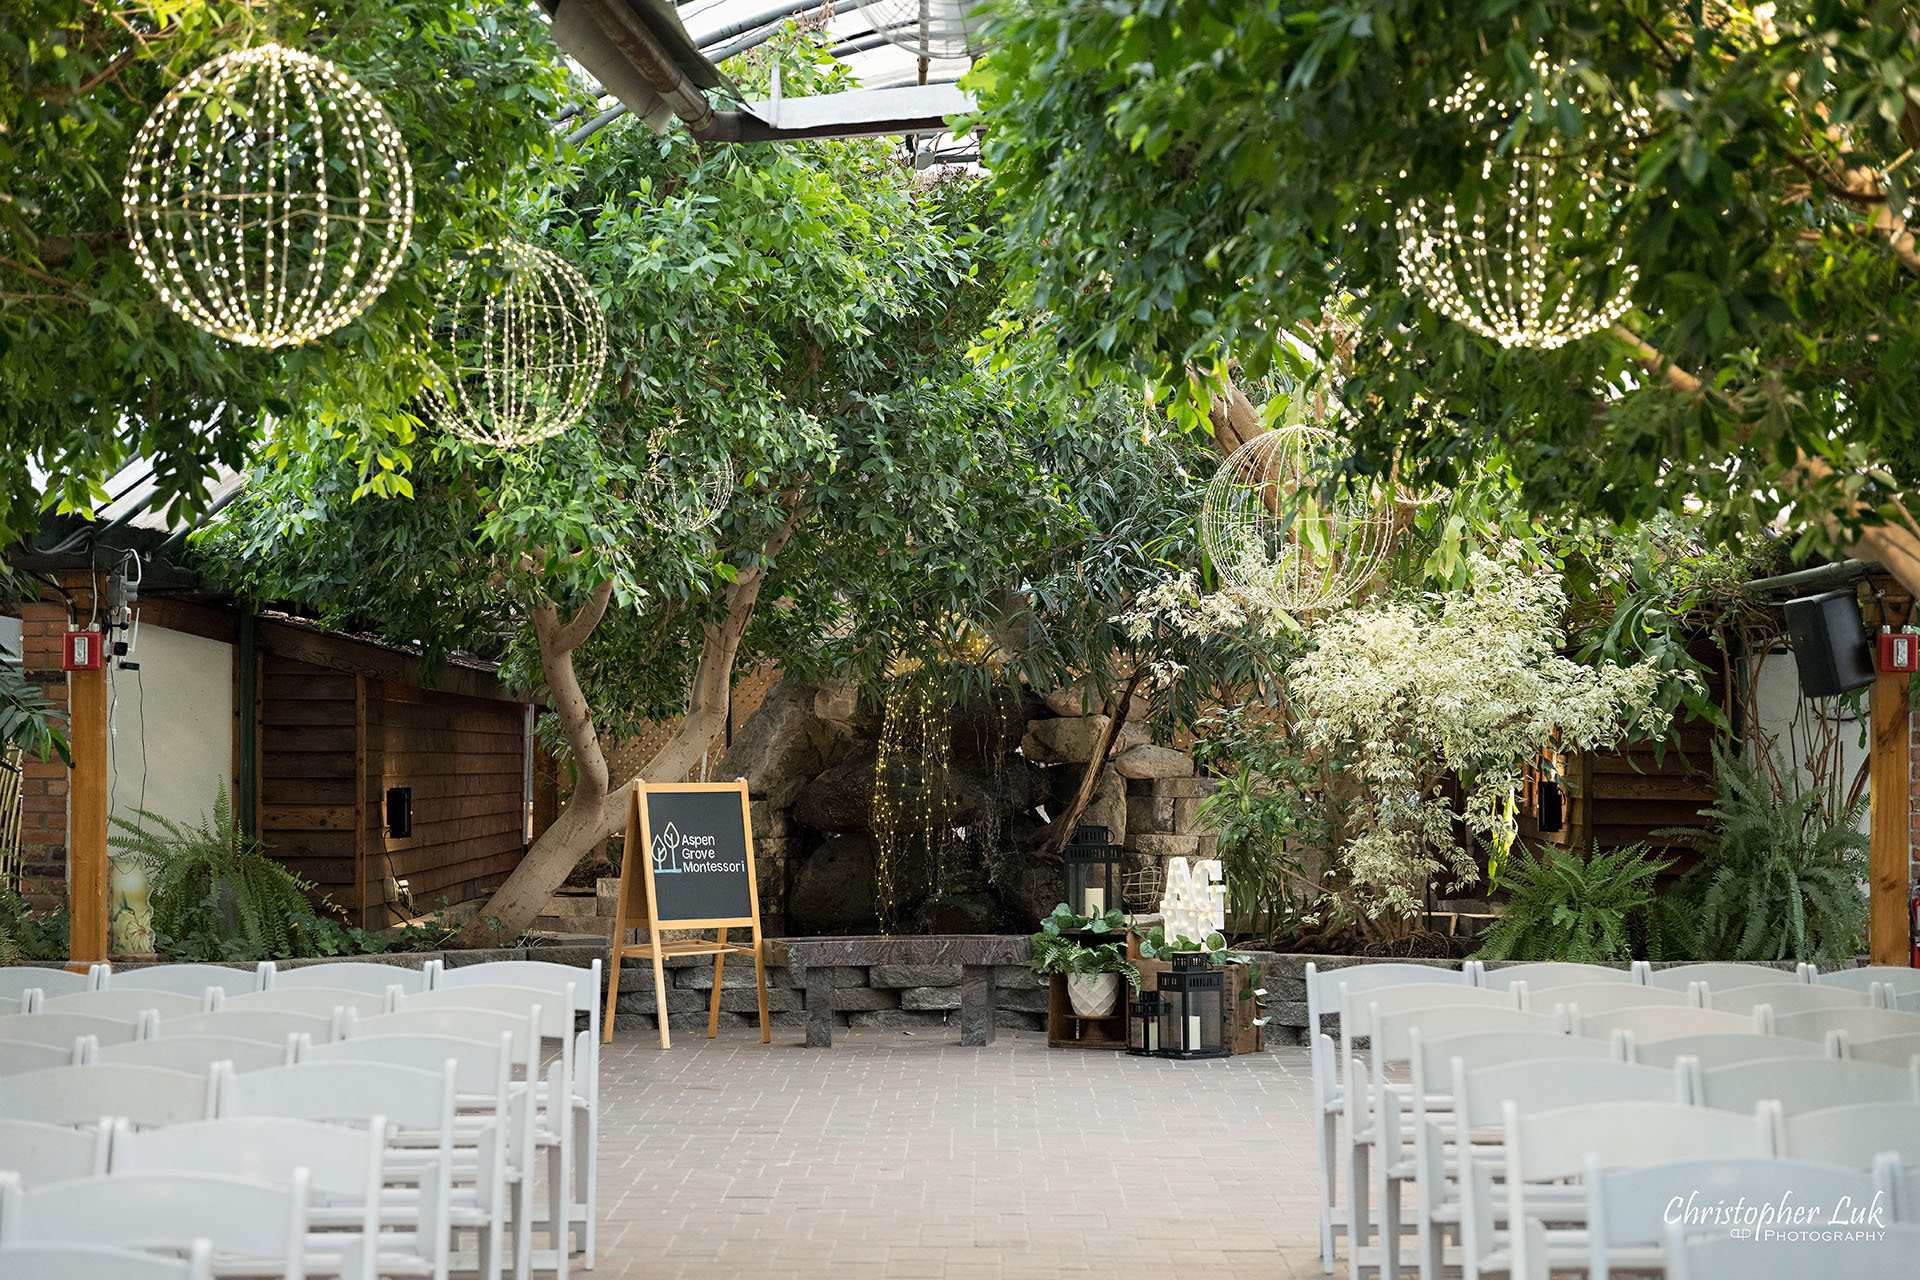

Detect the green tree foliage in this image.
[1659,744,1868,966]
[1473,841,1688,964]
[969,1,1920,553]
[0,0,570,540]
[0,882,69,964]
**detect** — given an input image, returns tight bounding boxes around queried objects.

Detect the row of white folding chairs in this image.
[0,959,441,1003]
[1345,995,1920,1277]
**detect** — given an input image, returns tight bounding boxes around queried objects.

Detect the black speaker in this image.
[1783,589,1875,697]
[385,786,413,839]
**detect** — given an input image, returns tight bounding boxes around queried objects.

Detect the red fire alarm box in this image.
[61,629,103,671]
[1880,627,1920,674]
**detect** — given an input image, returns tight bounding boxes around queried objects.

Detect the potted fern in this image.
[1030,903,1140,1016]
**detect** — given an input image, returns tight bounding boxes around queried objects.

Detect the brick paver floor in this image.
[587,1027,1331,1279]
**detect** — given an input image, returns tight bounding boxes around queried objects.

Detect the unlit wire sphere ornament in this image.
[639,451,735,534]
[424,241,608,448]
[1396,55,1649,350]
[1200,423,1393,614]
[852,0,988,60]
[122,43,414,348]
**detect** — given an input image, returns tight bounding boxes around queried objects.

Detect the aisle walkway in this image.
[589,1030,1327,1279]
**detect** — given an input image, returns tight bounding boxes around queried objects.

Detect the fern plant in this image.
[1474,840,1690,964]
[108,784,334,962]
[0,883,68,965]
[1658,745,1866,966]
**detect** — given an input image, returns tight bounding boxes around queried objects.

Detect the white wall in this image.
[1746,647,1871,834]
[106,622,234,833]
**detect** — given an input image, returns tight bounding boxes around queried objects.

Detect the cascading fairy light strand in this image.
[1395,54,1649,351]
[123,44,413,348]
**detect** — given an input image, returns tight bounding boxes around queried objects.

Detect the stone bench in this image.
[786,935,1031,1047]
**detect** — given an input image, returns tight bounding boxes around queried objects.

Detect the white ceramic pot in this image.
[1066,971,1122,1017]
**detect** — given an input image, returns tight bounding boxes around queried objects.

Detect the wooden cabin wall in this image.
[258,655,361,911]
[363,680,525,928]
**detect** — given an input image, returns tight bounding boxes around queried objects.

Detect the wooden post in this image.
[68,659,110,967]
[1869,652,1913,966]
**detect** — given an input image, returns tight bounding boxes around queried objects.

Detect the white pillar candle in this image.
[1187,1013,1201,1049]
[1084,887,1105,917]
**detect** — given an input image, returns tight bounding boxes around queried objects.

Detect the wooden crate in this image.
[1045,973,1131,1050]
[1134,955,1264,1056]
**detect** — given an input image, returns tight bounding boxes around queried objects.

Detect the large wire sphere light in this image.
[1200,424,1394,614]
[423,242,608,449]
[1395,55,1649,351]
[638,452,735,534]
[852,0,989,60]
[122,44,414,348]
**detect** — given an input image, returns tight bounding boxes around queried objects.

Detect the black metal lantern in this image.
[1157,954,1227,1059]
[1127,989,1166,1056]
[1064,825,1123,919]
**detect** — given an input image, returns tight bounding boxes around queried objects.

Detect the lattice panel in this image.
[603,664,784,789]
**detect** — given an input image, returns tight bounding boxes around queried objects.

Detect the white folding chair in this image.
[225,986,396,1022]
[301,1035,515,1280]
[1690,1055,1920,1114]
[0,1038,76,1075]
[0,1168,310,1279]
[0,966,90,1001]
[216,1062,464,1280]
[0,1064,212,1128]
[1782,1101,1920,1174]
[109,1115,411,1280]
[1848,1032,1920,1069]
[1448,1063,1691,1280]
[1398,1028,1606,1280]
[1632,1031,1832,1070]
[1574,1005,1763,1042]
[1479,962,1646,992]
[390,987,575,1279]
[1664,1220,1920,1279]
[1773,1006,1920,1044]
[1715,983,1869,1016]
[41,989,208,1020]
[1883,988,1920,1013]
[0,994,24,1016]
[99,963,267,998]
[1814,964,1920,998]
[0,1116,110,1186]
[1646,962,1807,992]
[97,1033,293,1074]
[1541,983,1693,1022]
[0,1240,213,1280]
[434,960,601,1266]
[1586,1154,1896,1280]
[271,960,437,995]
[0,1011,141,1048]
[1490,1101,1776,1280]
[159,1007,335,1045]
[1305,960,1475,1272]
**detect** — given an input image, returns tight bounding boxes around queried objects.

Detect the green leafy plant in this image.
[1658,745,1867,966]
[0,883,69,965]
[108,784,344,962]
[1473,840,1689,964]
[1030,903,1141,990]
[1130,919,1231,964]
[1,663,68,766]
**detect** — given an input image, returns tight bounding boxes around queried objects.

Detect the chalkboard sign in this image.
[639,784,756,925]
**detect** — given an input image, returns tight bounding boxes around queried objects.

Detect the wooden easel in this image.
[602,781,770,1049]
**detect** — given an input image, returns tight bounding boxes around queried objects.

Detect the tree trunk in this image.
[1039,668,1146,856]
[456,498,808,946]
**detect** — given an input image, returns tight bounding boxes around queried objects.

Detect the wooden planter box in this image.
[1045,973,1130,1049]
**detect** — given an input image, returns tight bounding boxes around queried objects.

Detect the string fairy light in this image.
[1199,422,1394,614]
[1395,54,1650,350]
[422,241,608,448]
[638,447,735,534]
[122,43,414,348]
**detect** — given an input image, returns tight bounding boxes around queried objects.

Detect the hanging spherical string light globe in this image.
[638,451,735,534]
[423,241,608,449]
[852,0,989,60]
[122,44,413,348]
[1200,423,1394,614]
[1395,55,1649,350]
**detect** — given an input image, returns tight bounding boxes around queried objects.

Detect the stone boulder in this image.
[1112,744,1197,780]
[795,753,1052,834]
[788,833,879,932]
[1019,714,1149,765]
[1046,764,1127,845]
[1043,677,1103,718]
[716,679,857,810]
[948,686,1043,767]
[793,753,878,831]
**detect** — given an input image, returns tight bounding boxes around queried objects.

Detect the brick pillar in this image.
[15,595,70,909]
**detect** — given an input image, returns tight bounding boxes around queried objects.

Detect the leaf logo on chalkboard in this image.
[654,822,682,874]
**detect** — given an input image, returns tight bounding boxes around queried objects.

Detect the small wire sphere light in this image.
[852,0,989,60]
[122,44,414,348]
[638,451,735,534]
[423,241,608,449]
[1395,55,1649,351]
[1200,423,1394,614]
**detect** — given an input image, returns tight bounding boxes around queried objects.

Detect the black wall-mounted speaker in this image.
[385,786,413,839]
[1783,589,1876,698]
